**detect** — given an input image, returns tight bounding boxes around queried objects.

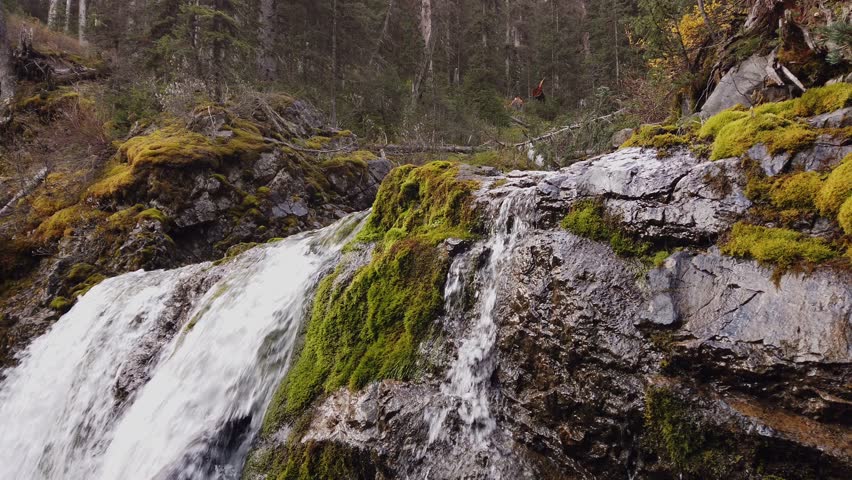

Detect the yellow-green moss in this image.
[793,83,852,117]
[561,200,653,258]
[622,124,689,150]
[710,114,816,160]
[213,242,259,266]
[643,388,743,478]
[263,162,479,432]
[320,150,377,169]
[70,273,106,298]
[18,88,83,116]
[33,205,103,243]
[769,171,824,210]
[304,136,332,150]
[721,223,837,267]
[49,296,73,312]
[838,197,852,235]
[815,153,852,216]
[698,107,748,139]
[119,121,270,168]
[356,161,480,245]
[137,208,167,223]
[87,163,137,199]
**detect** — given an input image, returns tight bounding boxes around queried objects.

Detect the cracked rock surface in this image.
[257,146,852,479]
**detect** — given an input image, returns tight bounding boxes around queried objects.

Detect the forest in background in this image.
[1,0,851,161]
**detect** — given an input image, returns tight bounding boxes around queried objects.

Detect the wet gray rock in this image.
[700,53,772,118]
[749,139,852,176]
[271,144,852,479]
[809,107,852,129]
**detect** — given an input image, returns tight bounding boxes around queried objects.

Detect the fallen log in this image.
[365,143,486,154]
[505,109,626,148]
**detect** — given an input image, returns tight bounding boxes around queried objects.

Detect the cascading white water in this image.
[0,212,366,480]
[427,189,537,448]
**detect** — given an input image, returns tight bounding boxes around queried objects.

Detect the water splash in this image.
[0,212,366,480]
[427,190,536,448]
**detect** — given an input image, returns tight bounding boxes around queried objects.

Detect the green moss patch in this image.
[622,124,690,150]
[815,153,852,216]
[320,150,376,169]
[793,83,852,117]
[721,223,837,268]
[119,121,270,168]
[356,161,480,245]
[263,162,479,432]
[709,114,816,160]
[768,171,824,210]
[561,200,655,258]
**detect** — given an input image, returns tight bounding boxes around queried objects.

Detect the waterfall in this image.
[427,189,537,448]
[0,212,367,480]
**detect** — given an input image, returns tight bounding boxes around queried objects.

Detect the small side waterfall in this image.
[427,189,537,449]
[0,212,366,480]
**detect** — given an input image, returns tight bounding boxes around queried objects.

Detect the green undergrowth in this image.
[561,199,670,266]
[263,162,480,434]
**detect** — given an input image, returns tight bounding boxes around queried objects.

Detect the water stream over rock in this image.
[0,212,367,480]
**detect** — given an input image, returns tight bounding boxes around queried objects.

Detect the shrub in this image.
[721,223,837,267]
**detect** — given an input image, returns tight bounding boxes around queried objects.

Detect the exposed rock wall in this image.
[253,145,852,479]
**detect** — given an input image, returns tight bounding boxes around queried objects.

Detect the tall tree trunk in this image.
[330,0,338,128]
[64,0,72,33]
[368,0,394,69]
[212,0,224,102]
[696,0,719,41]
[78,0,87,44]
[412,0,433,100]
[257,0,276,80]
[48,0,60,29]
[0,4,16,102]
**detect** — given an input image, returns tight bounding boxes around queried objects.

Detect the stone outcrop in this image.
[256,145,852,479]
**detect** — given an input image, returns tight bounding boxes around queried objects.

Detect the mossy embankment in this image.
[623,83,852,161]
[249,161,480,479]
[619,84,852,272]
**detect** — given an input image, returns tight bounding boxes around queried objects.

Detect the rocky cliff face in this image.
[250,141,851,479]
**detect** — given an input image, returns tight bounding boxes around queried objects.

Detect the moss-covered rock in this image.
[815,153,852,217]
[710,113,816,160]
[622,124,690,150]
[721,223,837,268]
[263,161,479,433]
[119,121,270,168]
[561,199,658,259]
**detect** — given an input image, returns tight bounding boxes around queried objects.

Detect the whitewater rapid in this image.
[0,212,366,480]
